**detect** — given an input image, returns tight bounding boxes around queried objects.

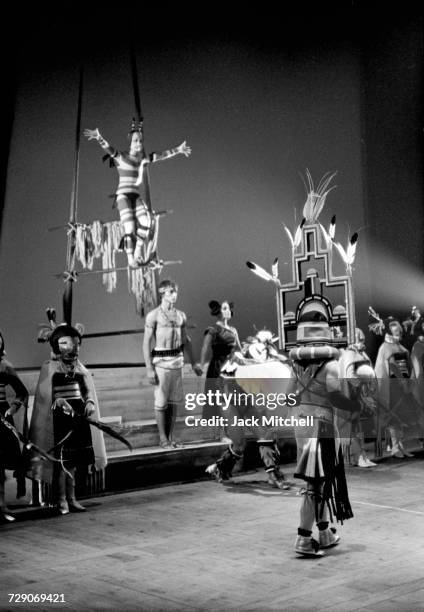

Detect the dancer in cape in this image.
[143,279,202,449]
[200,300,241,440]
[370,310,421,457]
[28,324,106,515]
[411,317,424,409]
[290,299,356,557]
[84,121,191,267]
[338,328,377,468]
[0,332,29,523]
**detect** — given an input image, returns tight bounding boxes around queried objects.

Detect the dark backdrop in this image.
[0,5,422,366]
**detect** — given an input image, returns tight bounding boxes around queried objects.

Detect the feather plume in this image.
[283,225,295,248]
[368,306,385,335]
[283,218,304,250]
[319,223,332,248]
[334,232,358,271]
[302,170,337,222]
[246,261,281,287]
[271,258,279,279]
[329,215,336,239]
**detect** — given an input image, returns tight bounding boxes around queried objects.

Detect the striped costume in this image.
[99,136,180,265]
[50,371,95,467]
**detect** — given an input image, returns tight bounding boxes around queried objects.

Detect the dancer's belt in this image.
[53,383,82,400]
[152,346,183,358]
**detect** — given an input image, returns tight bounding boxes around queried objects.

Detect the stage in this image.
[1,454,423,611]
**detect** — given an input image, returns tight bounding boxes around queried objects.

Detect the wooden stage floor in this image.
[1,455,424,611]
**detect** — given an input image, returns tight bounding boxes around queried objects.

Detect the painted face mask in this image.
[57,335,80,363]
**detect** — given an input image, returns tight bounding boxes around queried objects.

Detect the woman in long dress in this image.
[200,300,241,439]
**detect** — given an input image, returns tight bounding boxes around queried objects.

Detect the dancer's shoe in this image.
[294,536,324,557]
[319,527,340,549]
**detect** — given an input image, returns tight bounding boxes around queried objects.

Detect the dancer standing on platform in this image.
[84,121,191,267]
[28,324,106,515]
[0,332,28,523]
[200,300,241,440]
[143,280,202,449]
[290,300,356,557]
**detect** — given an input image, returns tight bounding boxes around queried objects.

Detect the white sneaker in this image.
[357,454,376,468]
[399,442,414,458]
[390,445,404,459]
[319,527,340,549]
[364,458,377,467]
[294,535,324,557]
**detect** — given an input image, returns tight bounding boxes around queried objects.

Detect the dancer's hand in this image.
[84,402,95,418]
[178,141,192,157]
[192,363,203,376]
[53,398,75,416]
[83,128,101,141]
[147,367,158,385]
[5,404,17,417]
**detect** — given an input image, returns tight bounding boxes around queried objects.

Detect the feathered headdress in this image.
[37,308,85,346]
[246,260,282,288]
[368,306,385,335]
[37,308,58,343]
[283,218,305,251]
[128,117,143,137]
[302,170,337,223]
[333,232,358,273]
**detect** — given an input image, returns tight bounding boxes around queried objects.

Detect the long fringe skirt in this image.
[295,419,353,523]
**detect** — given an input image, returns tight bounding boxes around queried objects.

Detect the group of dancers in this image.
[1,118,423,562]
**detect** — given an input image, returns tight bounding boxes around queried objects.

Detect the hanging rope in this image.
[129,41,159,311]
[63,66,84,324]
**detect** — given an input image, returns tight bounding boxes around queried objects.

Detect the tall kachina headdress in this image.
[246,170,360,350]
[128,117,144,137]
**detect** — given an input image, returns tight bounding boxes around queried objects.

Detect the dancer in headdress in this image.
[84,121,191,267]
[370,309,419,458]
[143,279,202,449]
[0,332,28,523]
[338,328,377,468]
[28,323,106,515]
[200,300,241,440]
[290,299,356,557]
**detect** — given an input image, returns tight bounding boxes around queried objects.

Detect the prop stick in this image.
[47,210,174,232]
[63,66,84,325]
[53,260,182,279]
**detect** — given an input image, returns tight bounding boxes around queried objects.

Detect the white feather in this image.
[293,222,303,247]
[333,241,348,264]
[283,225,294,247]
[346,241,357,264]
[319,223,331,248]
[272,258,279,279]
